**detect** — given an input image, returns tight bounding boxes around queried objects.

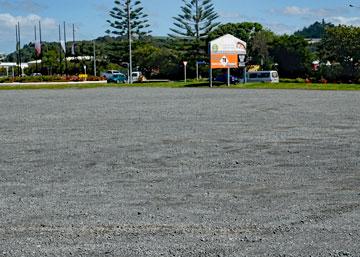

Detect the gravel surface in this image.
[0,88,359,257]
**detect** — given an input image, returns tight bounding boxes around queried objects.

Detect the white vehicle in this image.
[247,71,279,83]
[101,70,123,79]
[131,71,146,82]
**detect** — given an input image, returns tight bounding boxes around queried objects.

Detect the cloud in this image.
[0,13,57,53]
[277,6,349,18]
[0,13,56,30]
[328,16,360,26]
[274,5,360,27]
[265,22,297,35]
[0,0,47,13]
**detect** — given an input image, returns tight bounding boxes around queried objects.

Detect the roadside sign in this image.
[183,61,188,66]
[210,34,247,69]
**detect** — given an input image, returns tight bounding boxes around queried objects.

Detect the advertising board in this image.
[210,34,247,69]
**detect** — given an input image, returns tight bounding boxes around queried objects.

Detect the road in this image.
[0,88,359,256]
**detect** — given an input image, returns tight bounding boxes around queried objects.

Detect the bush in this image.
[280,78,305,83]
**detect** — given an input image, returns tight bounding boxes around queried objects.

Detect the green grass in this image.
[1,81,360,91]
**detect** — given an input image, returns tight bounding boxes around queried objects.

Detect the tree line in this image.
[3,0,360,83]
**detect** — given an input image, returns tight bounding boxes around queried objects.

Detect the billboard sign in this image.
[210,34,247,69]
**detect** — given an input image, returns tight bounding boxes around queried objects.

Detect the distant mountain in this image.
[0,53,6,61]
[294,19,334,39]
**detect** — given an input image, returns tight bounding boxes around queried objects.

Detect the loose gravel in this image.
[0,88,359,256]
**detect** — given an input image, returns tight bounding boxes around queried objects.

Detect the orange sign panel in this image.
[211,54,239,69]
[210,34,247,69]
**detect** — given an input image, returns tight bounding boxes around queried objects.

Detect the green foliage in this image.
[249,30,275,70]
[133,42,180,78]
[106,0,151,37]
[208,22,263,43]
[294,19,334,38]
[169,0,220,64]
[170,0,220,39]
[270,35,313,78]
[279,78,306,83]
[318,25,360,82]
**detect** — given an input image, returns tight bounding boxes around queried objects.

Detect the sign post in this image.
[209,34,247,87]
[183,61,188,82]
[227,67,230,86]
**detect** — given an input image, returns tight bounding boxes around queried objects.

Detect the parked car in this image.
[101,70,123,79]
[107,73,127,83]
[131,71,146,82]
[214,74,240,84]
[30,73,42,76]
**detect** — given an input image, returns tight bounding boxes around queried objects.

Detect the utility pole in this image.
[58,24,62,75]
[39,20,43,72]
[63,21,68,75]
[127,1,133,84]
[93,40,97,76]
[17,22,22,76]
[34,25,38,72]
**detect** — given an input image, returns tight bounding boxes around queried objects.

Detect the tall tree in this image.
[106,0,151,38]
[208,22,263,43]
[270,35,313,78]
[294,19,334,39]
[170,0,220,64]
[318,25,360,81]
[250,30,275,69]
[107,0,151,82]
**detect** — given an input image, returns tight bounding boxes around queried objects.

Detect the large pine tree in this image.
[170,0,219,40]
[106,0,151,82]
[170,0,220,63]
[106,0,151,38]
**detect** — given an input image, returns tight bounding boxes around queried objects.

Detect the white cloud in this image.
[278,6,349,18]
[329,16,360,26]
[265,22,297,35]
[283,6,310,15]
[0,13,57,53]
[0,13,56,29]
[219,11,246,20]
[0,0,47,13]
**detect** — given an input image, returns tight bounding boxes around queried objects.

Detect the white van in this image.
[247,71,279,83]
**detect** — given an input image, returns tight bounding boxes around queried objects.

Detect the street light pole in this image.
[127,1,133,84]
[93,40,97,76]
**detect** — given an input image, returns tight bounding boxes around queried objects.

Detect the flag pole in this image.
[34,24,38,72]
[18,22,22,76]
[39,20,43,72]
[63,21,68,76]
[72,24,75,56]
[59,24,62,75]
[72,23,76,74]
[15,24,19,76]
[93,40,97,76]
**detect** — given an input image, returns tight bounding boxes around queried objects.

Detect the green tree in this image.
[170,0,220,66]
[270,35,312,78]
[250,30,275,69]
[294,19,334,39]
[106,0,151,37]
[208,22,263,43]
[318,25,360,81]
[133,43,180,79]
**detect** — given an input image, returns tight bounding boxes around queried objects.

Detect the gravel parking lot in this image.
[0,88,359,256]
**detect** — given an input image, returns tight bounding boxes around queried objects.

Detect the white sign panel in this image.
[210,34,247,55]
[210,34,247,69]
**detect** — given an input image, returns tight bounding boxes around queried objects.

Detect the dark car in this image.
[214,74,240,84]
[107,73,127,83]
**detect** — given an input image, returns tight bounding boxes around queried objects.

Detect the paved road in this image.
[0,88,359,256]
